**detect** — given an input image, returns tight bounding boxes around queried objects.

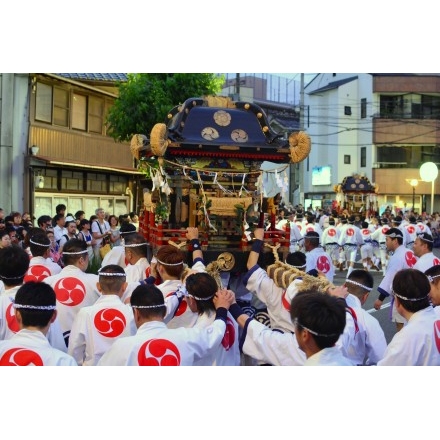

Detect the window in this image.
[361,98,367,119]
[72,94,87,130]
[344,155,351,164]
[61,170,83,191]
[89,96,104,133]
[53,88,69,127]
[360,147,366,167]
[109,175,127,194]
[87,173,107,193]
[35,83,52,123]
[34,81,111,134]
[344,106,352,116]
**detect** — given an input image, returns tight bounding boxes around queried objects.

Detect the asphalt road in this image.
[333,246,440,344]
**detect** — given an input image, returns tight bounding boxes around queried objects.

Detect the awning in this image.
[31,155,144,175]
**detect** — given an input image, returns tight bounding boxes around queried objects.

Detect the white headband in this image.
[123,242,147,248]
[131,303,165,309]
[62,249,88,255]
[29,238,50,248]
[98,271,126,277]
[427,274,440,283]
[157,258,184,267]
[188,293,214,301]
[13,303,56,310]
[345,279,373,292]
[393,291,429,302]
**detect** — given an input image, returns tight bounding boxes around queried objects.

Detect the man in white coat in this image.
[0,245,66,353]
[373,228,418,332]
[98,284,234,366]
[412,232,440,273]
[336,269,387,365]
[25,232,61,282]
[0,282,77,366]
[43,239,100,346]
[378,268,440,366]
[68,264,136,366]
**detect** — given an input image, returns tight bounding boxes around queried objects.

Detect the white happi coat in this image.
[0,286,67,353]
[101,246,127,268]
[304,346,354,366]
[336,294,387,365]
[43,265,100,340]
[244,265,295,333]
[241,318,306,366]
[0,329,77,366]
[98,318,226,366]
[68,294,136,366]
[378,307,440,366]
[192,311,240,366]
[306,247,335,282]
[413,252,440,273]
[124,257,150,283]
[377,245,418,323]
[26,256,62,282]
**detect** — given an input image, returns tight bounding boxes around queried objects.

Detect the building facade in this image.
[0,73,141,220]
[303,73,440,214]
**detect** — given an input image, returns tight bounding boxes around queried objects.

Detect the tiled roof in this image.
[54,73,128,82]
[308,76,358,95]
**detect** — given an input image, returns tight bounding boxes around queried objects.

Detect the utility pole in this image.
[297,73,305,207]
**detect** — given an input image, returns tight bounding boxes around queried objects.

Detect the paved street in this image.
[333,246,440,344]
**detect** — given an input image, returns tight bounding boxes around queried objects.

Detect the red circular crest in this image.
[328,229,336,237]
[166,292,187,316]
[362,229,370,236]
[297,224,302,231]
[306,227,314,233]
[6,303,19,333]
[54,277,86,306]
[407,226,415,234]
[419,224,425,231]
[221,317,236,351]
[382,227,389,234]
[0,348,44,366]
[434,321,440,354]
[433,258,440,266]
[24,265,52,283]
[138,339,181,366]
[405,251,417,267]
[94,308,127,338]
[347,228,354,236]
[317,255,331,273]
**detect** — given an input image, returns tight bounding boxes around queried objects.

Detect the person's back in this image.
[378,269,440,365]
[148,245,198,329]
[25,232,61,282]
[336,270,386,365]
[43,239,100,345]
[0,282,77,366]
[98,284,232,366]
[68,265,135,365]
[304,231,335,282]
[184,273,240,366]
[123,233,150,283]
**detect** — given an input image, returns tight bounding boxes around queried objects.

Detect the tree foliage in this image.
[106,73,224,142]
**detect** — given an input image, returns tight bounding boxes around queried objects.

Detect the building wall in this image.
[303,73,373,200]
[0,73,30,213]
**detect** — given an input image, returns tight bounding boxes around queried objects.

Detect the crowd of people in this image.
[0,201,439,366]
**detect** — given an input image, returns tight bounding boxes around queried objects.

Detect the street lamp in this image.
[420,162,438,214]
[409,179,418,210]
